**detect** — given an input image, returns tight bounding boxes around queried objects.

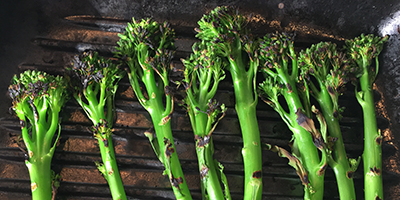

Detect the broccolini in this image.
[68,51,127,200]
[299,42,358,200]
[259,32,327,200]
[345,34,388,200]
[195,6,263,200]
[115,18,192,200]
[181,41,231,200]
[9,70,69,200]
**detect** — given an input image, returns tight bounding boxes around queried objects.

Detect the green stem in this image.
[281,93,324,200]
[193,109,226,200]
[106,95,114,126]
[26,148,53,200]
[151,113,192,200]
[44,109,60,154]
[360,59,383,200]
[317,85,356,200]
[228,57,262,200]
[275,69,324,200]
[97,136,127,200]
[142,68,192,200]
[77,87,127,199]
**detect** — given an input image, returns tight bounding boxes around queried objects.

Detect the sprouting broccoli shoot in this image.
[115,18,192,200]
[195,6,263,200]
[68,51,127,200]
[259,32,327,200]
[345,34,388,200]
[9,70,69,200]
[181,41,231,200]
[298,41,358,200]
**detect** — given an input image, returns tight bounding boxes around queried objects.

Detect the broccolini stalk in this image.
[115,18,192,200]
[299,42,358,199]
[9,70,69,200]
[259,33,327,200]
[181,41,231,200]
[345,34,388,200]
[68,51,126,200]
[195,6,262,200]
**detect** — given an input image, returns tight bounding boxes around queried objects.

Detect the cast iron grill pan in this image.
[0,14,368,200]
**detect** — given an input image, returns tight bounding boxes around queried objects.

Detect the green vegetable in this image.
[181,41,231,200]
[68,51,127,200]
[195,6,262,200]
[345,34,388,200]
[259,32,326,200]
[298,42,358,200]
[115,18,192,200]
[9,70,69,200]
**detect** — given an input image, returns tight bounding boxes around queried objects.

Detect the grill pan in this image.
[0,0,400,199]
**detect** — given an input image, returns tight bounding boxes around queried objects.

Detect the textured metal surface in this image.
[0,0,399,199]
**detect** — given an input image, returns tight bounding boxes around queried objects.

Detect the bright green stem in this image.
[359,60,383,200]
[282,93,324,200]
[140,69,191,200]
[97,136,127,200]
[26,150,53,200]
[197,139,226,200]
[317,86,356,200]
[151,113,192,200]
[77,86,127,200]
[277,74,324,200]
[192,110,227,200]
[229,58,262,200]
[292,128,324,200]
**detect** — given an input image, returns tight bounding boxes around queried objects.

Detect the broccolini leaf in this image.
[263,144,310,187]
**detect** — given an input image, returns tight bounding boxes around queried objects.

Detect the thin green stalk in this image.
[187,99,227,200]
[139,64,191,200]
[26,153,53,200]
[9,70,69,200]
[299,42,357,199]
[279,84,325,200]
[230,65,262,200]
[195,6,263,199]
[69,51,127,200]
[260,73,325,200]
[345,34,388,200]
[96,129,126,200]
[152,112,192,200]
[359,64,383,200]
[182,41,230,200]
[83,104,127,200]
[116,18,192,200]
[89,108,126,200]
[259,33,326,200]
[316,87,356,199]
[197,138,226,199]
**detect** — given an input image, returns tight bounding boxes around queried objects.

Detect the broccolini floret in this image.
[259,32,326,200]
[68,51,127,200]
[299,42,358,200]
[9,70,69,200]
[181,41,231,200]
[115,18,192,200]
[195,6,263,199]
[345,34,388,200]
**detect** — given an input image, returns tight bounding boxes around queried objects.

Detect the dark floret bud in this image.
[333,110,339,118]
